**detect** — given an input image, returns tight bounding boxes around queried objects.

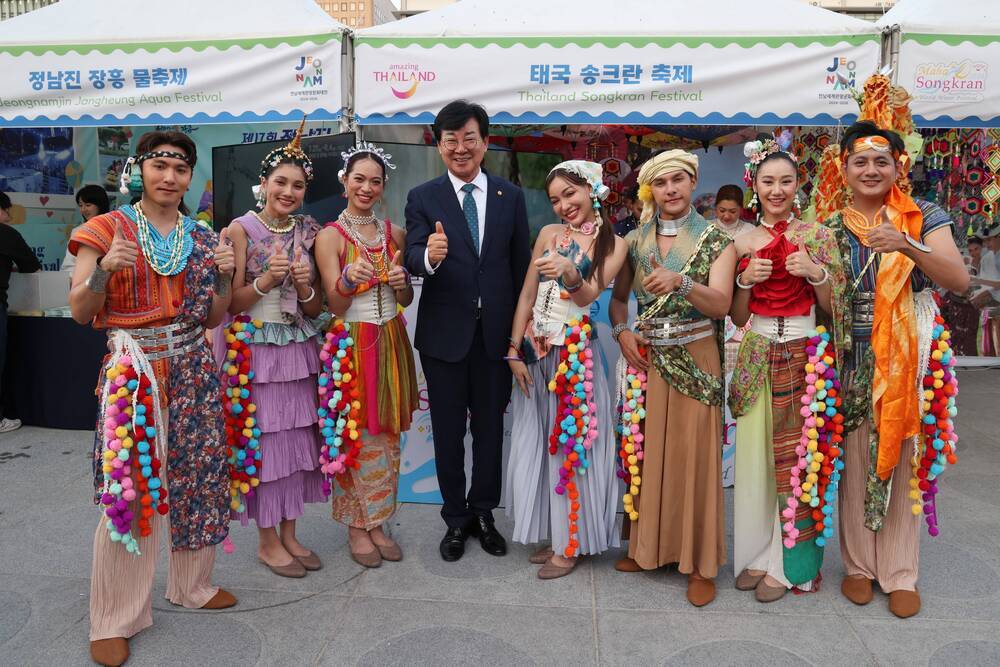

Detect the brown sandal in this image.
[735,569,766,591]
[294,551,323,571]
[350,547,383,568]
[259,557,307,578]
[537,557,578,579]
[529,546,554,564]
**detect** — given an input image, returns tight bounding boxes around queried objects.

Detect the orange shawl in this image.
[869,185,924,479]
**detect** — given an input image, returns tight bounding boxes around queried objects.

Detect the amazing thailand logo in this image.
[372,64,436,99]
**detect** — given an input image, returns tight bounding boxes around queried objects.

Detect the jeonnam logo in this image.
[372,64,436,99]
[294,56,324,88]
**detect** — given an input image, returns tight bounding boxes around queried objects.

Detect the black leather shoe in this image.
[439,526,468,562]
[473,515,507,556]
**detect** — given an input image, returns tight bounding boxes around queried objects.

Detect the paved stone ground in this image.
[0,369,998,666]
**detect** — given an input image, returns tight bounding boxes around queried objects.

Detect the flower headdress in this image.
[549,160,610,210]
[338,142,397,181]
[743,129,796,187]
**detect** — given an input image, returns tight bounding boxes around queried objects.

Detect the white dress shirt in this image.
[424,168,488,275]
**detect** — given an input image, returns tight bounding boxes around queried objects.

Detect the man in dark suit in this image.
[404,100,530,561]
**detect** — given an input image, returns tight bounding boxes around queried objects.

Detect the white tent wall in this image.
[0,0,348,127]
[878,0,1000,127]
[353,0,882,126]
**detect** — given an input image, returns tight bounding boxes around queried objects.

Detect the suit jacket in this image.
[404,171,530,362]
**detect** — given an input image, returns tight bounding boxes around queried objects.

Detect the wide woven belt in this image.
[852,291,876,326]
[116,321,204,361]
[750,312,814,343]
[636,317,713,347]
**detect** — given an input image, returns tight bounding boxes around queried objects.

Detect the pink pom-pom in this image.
[119,355,132,367]
[783,538,796,549]
[805,417,817,428]
[800,405,812,417]
[795,445,806,456]
[787,497,798,508]
[789,528,800,539]
[805,373,818,384]
[122,489,137,502]
[634,433,644,443]
[793,486,802,496]
[223,535,236,554]
[783,521,794,532]
[781,507,795,520]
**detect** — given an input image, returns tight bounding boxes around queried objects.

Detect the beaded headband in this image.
[259,118,314,183]
[743,130,797,186]
[118,150,193,195]
[338,142,397,181]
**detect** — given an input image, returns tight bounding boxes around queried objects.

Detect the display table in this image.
[3,314,107,430]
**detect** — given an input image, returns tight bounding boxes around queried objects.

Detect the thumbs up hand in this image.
[99,220,139,273]
[738,247,773,287]
[386,249,410,290]
[785,239,822,282]
[641,252,683,296]
[866,204,907,254]
[533,232,576,281]
[265,237,290,287]
[428,220,449,264]
[213,226,235,276]
[290,245,312,287]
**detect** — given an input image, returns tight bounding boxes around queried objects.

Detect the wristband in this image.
[905,234,932,254]
[252,277,269,297]
[340,264,357,290]
[611,323,629,342]
[806,267,830,286]
[735,272,755,290]
[676,274,694,298]
[296,286,316,303]
[85,264,111,293]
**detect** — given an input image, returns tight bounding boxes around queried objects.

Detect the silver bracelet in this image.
[611,322,629,342]
[296,286,316,303]
[905,234,932,254]
[675,274,694,298]
[806,267,830,286]
[735,272,755,290]
[85,263,110,293]
[214,271,231,297]
[252,277,269,297]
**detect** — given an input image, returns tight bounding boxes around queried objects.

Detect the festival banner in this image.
[0,33,343,127]
[895,35,1000,127]
[355,36,880,126]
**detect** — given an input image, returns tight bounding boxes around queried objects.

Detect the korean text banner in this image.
[895,35,1000,128]
[355,36,880,125]
[0,34,342,127]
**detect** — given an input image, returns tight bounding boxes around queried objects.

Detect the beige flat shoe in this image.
[529,545,554,565]
[350,547,383,568]
[375,541,403,562]
[259,557,307,578]
[294,551,323,571]
[755,579,788,603]
[537,558,578,580]
[735,569,766,591]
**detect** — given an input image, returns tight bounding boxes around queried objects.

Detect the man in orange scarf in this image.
[822,121,968,619]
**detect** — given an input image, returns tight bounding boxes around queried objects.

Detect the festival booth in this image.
[877,1,1000,363]
[351,0,882,500]
[0,0,348,428]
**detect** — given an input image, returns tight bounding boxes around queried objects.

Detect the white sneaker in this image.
[0,418,22,433]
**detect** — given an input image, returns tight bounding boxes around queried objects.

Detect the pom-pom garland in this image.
[223,316,262,513]
[911,316,959,536]
[99,354,168,555]
[317,319,362,496]
[546,316,597,558]
[783,327,845,550]
[616,361,647,522]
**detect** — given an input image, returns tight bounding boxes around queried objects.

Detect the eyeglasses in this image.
[440,137,481,152]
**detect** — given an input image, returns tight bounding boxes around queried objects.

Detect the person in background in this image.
[0,191,41,433]
[614,185,642,237]
[940,236,985,356]
[64,185,112,276]
[713,184,753,239]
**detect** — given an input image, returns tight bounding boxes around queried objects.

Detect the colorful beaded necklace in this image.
[132,203,192,276]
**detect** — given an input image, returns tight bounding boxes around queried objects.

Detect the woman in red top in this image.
[727,134,849,603]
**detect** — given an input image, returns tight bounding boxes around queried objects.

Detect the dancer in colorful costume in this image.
[68,131,237,667]
[314,142,418,568]
[220,121,325,578]
[504,161,628,579]
[609,150,735,607]
[820,75,969,618]
[728,133,850,603]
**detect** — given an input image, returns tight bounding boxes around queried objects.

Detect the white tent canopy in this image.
[354,0,882,125]
[0,0,347,126]
[878,0,1000,127]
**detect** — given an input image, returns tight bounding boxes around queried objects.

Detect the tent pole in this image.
[341,29,357,138]
[889,24,901,85]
